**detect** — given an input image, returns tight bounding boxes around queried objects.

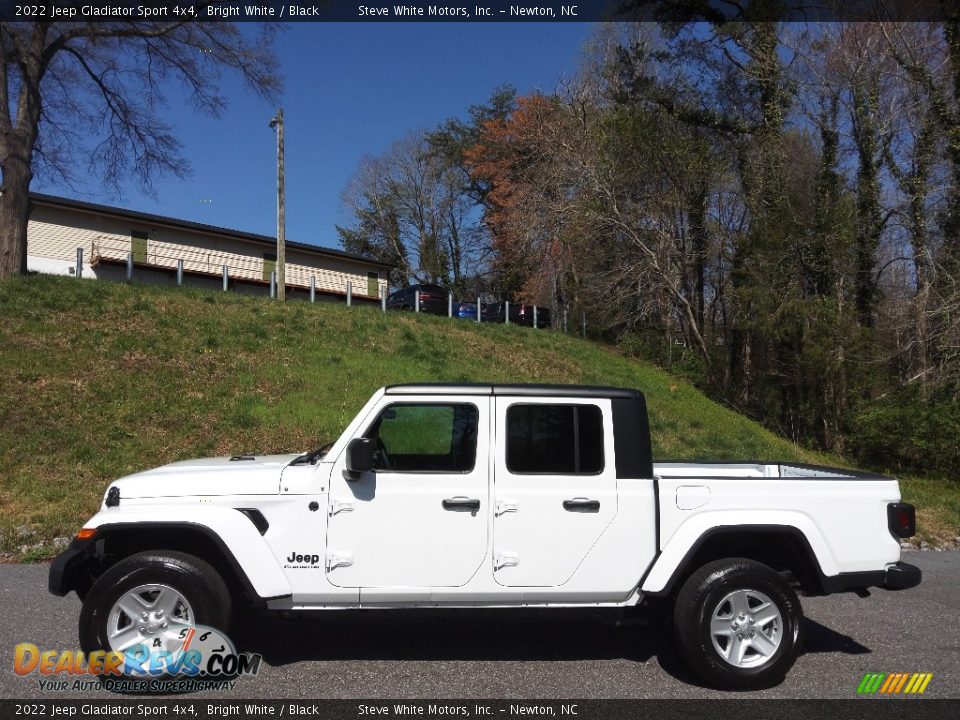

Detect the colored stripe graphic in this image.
[857,673,886,693]
[906,673,933,694]
[857,672,932,694]
[893,674,909,693]
[879,674,897,693]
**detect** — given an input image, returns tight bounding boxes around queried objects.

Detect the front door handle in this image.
[563,498,600,512]
[442,497,481,511]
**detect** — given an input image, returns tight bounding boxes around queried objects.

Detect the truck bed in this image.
[644,461,902,584]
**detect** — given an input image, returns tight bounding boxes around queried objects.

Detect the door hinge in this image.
[495,499,519,516]
[329,498,355,516]
[326,552,354,571]
[493,551,519,570]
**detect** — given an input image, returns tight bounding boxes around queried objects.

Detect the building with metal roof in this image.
[26,193,391,303]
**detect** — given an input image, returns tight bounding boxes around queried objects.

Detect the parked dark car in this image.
[454,302,501,322]
[454,302,479,320]
[386,284,450,315]
[515,303,551,328]
[485,301,551,328]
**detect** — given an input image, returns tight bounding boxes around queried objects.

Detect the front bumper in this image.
[48,537,96,596]
[882,561,922,590]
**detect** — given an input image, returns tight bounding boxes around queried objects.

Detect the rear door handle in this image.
[563,498,600,512]
[443,497,481,511]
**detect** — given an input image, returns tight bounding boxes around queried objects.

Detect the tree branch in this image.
[41,21,188,69]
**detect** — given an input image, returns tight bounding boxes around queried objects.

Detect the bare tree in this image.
[840,25,898,326]
[880,18,960,264]
[0,17,281,278]
[338,132,484,292]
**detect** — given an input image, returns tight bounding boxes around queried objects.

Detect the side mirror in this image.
[345,437,374,480]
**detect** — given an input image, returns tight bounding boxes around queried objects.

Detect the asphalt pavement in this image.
[1,551,956,700]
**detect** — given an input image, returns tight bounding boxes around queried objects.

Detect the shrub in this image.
[849,385,960,477]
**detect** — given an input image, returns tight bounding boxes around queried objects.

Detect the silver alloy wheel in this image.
[106,584,195,653]
[709,588,783,668]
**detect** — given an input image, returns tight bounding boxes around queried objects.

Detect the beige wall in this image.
[27,204,387,298]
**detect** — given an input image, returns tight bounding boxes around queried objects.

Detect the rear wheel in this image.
[79,551,231,664]
[673,557,803,690]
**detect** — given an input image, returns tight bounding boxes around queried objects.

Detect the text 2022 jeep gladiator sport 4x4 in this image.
[49,384,921,689]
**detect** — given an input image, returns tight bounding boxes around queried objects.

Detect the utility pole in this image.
[270,108,286,301]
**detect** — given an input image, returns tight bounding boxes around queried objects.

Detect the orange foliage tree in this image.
[464,94,575,310]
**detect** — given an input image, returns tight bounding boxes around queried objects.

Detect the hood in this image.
[110,454,301,500]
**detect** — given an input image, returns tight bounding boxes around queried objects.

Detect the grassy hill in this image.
[0,275,954,559]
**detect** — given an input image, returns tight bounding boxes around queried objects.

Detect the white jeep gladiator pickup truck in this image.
[50,384,921,689]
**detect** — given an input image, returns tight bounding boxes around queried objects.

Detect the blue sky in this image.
[36,23,592,250]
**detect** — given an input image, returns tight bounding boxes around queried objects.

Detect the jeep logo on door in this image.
[285,552,321,567]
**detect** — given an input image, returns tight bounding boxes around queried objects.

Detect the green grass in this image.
[0,274,956,559]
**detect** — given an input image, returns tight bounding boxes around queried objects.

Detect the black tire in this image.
[673,557,803,690]
[79,550,231,662]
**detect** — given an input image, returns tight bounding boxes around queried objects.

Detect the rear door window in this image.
[506,404,603,475]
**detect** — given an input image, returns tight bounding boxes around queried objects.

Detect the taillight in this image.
[887,502,916,538]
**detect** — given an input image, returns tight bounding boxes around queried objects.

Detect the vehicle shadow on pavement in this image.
[229,609,663,664]
[654,617,872,691]
[230,612,870,676]
[800,618,871,655]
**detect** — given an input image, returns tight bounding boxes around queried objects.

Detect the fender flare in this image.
[55,506,292,600]
[640,512,837,596]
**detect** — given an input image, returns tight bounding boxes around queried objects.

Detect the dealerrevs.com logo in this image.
[857,672,934,695]
[13,625,261,693]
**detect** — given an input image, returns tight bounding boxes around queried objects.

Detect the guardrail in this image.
[89,235,382,299]
[78,240,577,333]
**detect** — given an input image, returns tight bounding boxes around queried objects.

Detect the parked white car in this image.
[50,384,920,689]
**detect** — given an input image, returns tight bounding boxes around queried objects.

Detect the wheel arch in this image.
[642,524,832,598]
[98,523,263,604]
[53,519,291,605]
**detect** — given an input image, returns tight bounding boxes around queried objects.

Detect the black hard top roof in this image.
[384,383,642,399]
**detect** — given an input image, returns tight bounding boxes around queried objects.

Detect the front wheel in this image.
[673,557,803,690]
[79,551,231,665]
